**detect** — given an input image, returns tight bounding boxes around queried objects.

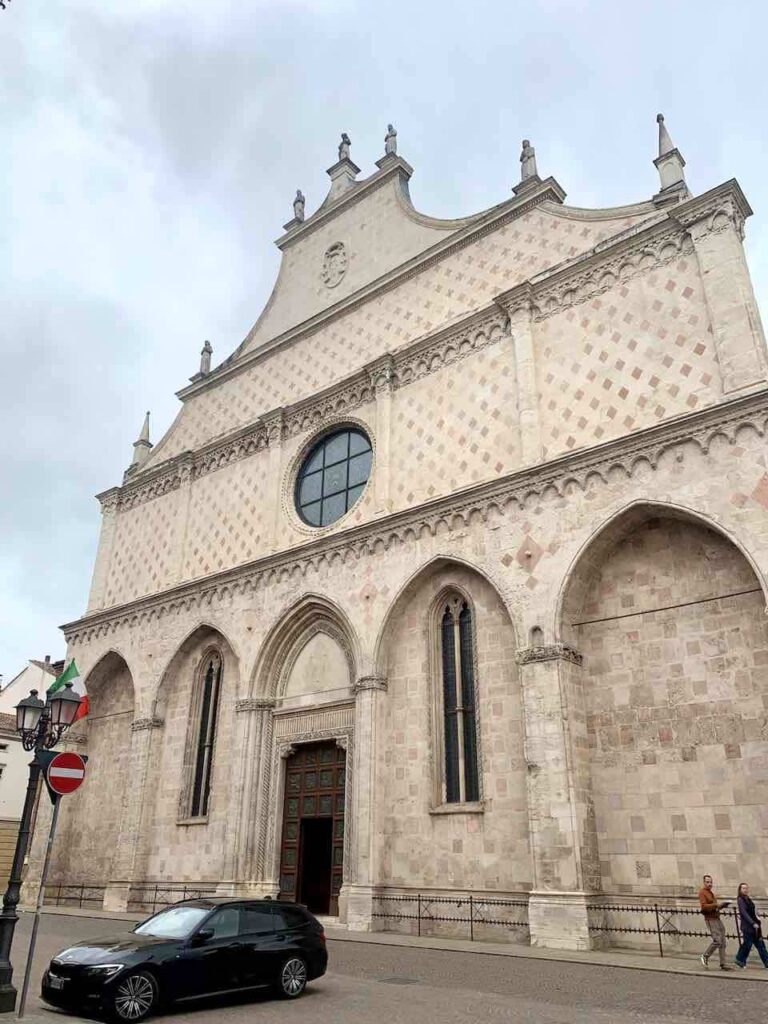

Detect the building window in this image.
[440,597,480,803]
[295,428,372,527]
[187,652,222,819]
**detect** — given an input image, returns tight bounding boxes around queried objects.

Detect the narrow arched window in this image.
[440,599,479,803]
[190,652,222,818]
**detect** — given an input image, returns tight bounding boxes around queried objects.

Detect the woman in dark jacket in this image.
[735,883,768,968]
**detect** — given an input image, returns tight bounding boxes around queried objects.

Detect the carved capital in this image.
[131,716,164,732]
[98,488,120,516]
[335,736,349,751]
[263,409,285,446]
[515,643,583,667]
[279,743,296,760]
[236,697,277,713]
[494,281,534,321]
[352,675,388,694]
[368,355,396,395]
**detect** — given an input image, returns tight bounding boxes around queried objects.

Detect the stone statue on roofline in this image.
[384,124,397,156]
[293,189,305,223]
[200,340,212,375]
[520,139,538,180]
[339,133,351,161]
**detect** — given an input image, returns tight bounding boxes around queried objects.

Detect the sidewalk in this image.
[27,906,768,982]
[324,923,768,980]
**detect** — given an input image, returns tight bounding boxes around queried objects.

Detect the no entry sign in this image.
[46,752,87,796]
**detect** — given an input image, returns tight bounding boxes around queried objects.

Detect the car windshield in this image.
[134,905,212,939]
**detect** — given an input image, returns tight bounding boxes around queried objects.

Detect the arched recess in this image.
[140,624,240,882]
[251,594,360,699]
[48,651,136,886]
[373,554,519,675]
[373,556,531,894]
[558,501,768,895]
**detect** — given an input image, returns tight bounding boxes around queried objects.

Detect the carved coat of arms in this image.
[321,242,348,288]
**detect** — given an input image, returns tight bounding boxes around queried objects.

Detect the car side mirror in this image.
[191,928,214,946]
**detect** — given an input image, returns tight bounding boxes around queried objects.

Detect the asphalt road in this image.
[7,912,767,1023]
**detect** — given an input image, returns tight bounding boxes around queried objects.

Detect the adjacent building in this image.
[28,118,768,949]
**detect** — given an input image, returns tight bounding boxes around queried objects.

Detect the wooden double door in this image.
[278,742,346,915]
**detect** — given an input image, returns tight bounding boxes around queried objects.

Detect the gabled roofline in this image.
[175,176,567,404]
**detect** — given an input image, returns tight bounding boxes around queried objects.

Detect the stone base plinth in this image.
[103,882,131,913]
[342,884,378,931]
[528,891,598,950]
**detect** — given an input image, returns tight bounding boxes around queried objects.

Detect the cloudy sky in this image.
[2,0,767,681]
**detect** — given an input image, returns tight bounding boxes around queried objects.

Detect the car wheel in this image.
[277,956,307,999]
[108,970,159,1022]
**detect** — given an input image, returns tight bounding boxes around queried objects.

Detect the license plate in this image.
[49,976,66,990]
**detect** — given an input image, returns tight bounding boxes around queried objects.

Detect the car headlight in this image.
[83,964,125,978]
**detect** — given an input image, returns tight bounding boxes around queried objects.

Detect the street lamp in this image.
[0,684,81,1011]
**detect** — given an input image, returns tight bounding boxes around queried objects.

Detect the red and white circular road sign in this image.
[47,752,86,796]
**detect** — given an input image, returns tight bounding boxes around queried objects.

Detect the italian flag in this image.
[48,660,89,722]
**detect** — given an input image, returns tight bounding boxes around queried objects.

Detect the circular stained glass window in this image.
[295,428,373,527]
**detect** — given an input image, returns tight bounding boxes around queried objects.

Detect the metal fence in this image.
[586,900,768,957]
[127,882,219,914]
[43,883,107,909]
[371,893,529,941]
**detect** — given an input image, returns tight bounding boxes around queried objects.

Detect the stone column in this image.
[674,196,767,393]
[368,357,395,515]
[264,409,285,551]
[224,697,276,895]
[103,716,163,912]
[516,643,599,950]
[344,675,387,930]
[496,285,542,466]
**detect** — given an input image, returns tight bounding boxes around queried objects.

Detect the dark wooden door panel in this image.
[278,742,345,914]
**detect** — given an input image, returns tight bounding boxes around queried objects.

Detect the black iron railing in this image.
[127,882,219,914]
[43,883,107,909]
[586,900,768,957]
[371,893,529,941]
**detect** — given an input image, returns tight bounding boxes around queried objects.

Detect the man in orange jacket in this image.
[699,874,733,970]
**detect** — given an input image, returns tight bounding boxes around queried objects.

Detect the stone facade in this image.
[27,126,768,951]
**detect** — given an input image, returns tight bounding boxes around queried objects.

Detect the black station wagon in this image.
[41,897,328,1021]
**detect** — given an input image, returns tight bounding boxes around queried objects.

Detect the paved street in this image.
[6,912,768,1023]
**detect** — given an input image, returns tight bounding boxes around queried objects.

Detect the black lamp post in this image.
[0,683,81,1011]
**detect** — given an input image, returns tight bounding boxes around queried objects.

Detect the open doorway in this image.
[298,818,333,914]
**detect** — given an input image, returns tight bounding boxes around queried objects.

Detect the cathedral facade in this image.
[32,120,768,949]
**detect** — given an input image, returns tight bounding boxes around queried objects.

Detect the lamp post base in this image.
[0,981,18,1013]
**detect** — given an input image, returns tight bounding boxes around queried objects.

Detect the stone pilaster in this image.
[515,643,599,949]
[674,197,767,393]
[226,697,276,894]
[103,716,164,912]
[344,675,387,930]
[173,456,195,585]
[264,409,285,550]
[496,285,542,466]
[368,357,395,515]
[86,490,120,613]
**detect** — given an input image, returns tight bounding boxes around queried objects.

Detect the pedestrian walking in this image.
[699,874,733,970]
[734,882,768,969]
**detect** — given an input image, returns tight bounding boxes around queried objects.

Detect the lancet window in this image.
[439,596,479,804]
[188,651,222,818]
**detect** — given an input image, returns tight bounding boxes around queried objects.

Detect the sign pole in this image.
[17,795,61,1019]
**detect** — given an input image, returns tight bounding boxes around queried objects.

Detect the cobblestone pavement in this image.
[6,913,766,1023]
